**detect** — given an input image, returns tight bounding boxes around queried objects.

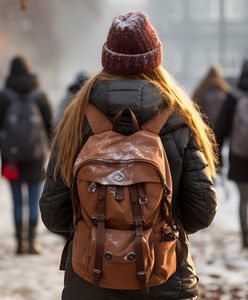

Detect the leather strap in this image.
[174,219,186,270]
[85,104,112,134]
[137,183,148,205]
[92,185,107,288]
[176,237,183,270]
[141,106,173,134]
[163,196,174,230]
[129,185,147,294]
[113,107,140,133]
[59,179,83,271]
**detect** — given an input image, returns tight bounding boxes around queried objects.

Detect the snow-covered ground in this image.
[0,175,247,300]
[0,179,64,300]
[190,177,248,300]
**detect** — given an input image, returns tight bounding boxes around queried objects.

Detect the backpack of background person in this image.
[0,88,48,164]
[199,87,226,126]
[69,104,181,292]
[230,90,248,159]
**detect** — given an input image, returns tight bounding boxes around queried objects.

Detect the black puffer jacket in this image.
[0,73,53,182]
[40,80,217,300]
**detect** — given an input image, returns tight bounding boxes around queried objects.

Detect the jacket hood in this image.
[6,73,39,95]
[90,79,187,133]
[68,71,89,95]
[9,56,31,75]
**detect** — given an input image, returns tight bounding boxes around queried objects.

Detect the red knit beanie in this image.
[102,12,162,75]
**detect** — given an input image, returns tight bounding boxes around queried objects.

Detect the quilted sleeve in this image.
[39,151,74,233]
[179,133,217,234]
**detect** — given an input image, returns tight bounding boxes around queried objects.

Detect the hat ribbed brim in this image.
[102,42,162,75]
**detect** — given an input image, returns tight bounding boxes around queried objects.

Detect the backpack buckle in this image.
[134,219,145,227]
[164,186,171,197]
[137,271,148,294]
[96,213,105,222]
[91,214,105,225]
[137,270,147,285]
[139,195,148,205]
[137,271,146,278]
[91,217,97,226]
[88,182,96,193]
[92,268,101,280]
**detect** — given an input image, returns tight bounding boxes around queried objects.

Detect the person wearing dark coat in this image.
[215,59,248,249]
[192,64,230,130]
[40,12,217,300]
[0,56,53,254]
[56,71,89,123]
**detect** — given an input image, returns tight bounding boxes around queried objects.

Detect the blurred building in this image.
[149,0,248,90]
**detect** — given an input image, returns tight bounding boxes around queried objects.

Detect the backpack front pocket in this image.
[153,230,177,281]
[81,227,155,290]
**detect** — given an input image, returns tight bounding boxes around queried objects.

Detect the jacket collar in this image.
[90,79,187,133]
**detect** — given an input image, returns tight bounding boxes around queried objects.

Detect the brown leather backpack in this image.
[69,104,180,292]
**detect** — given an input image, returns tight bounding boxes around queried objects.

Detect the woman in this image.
[215,60,248,249]
[193,64,230,130]
[0,56,53,254]
[40,12,217,300]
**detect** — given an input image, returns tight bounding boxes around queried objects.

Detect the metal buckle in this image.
[139,195,148,205]
[134,219,145,227]
[92,268,101,279]
[91,214,105,225]
[88,182,96,193]
[164,186,171,197]
[91,217,97,226]
[137,271,146,278]
[96,213,105,222]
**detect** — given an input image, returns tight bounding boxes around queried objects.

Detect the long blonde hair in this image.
[52,66,218,187]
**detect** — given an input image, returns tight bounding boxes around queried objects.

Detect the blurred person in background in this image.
[40,12,217,300]
[57,70,89,122]
[193,64,230,131]
[215,59,248,250]
[0,56,53,254]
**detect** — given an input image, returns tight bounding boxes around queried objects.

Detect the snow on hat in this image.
[102,12,162,75]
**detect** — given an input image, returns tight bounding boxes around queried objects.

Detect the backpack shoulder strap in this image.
[85,103,112,134]
[141,106,173,134]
